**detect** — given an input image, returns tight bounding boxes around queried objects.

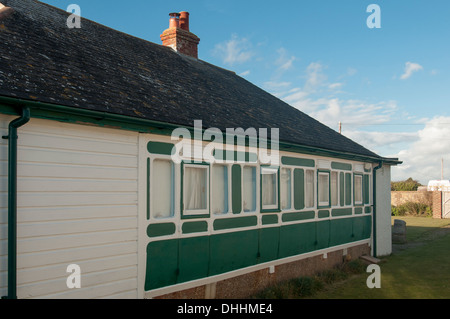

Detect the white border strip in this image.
[144,239,370,299]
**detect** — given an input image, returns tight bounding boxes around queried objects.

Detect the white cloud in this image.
[239,70,250,76]
[400,62,423,80]
[328,82,343,90]
[305,62,327,89]
[391,116,450,183]
[275,47,296,72]
[213,34,254,66]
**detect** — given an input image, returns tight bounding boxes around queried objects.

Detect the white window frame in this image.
[318,171,330,208]
[305,169,315,208]
[354,174,363,205]
[151,158,175,220]
[261,166,279,211]
[280,167,292,211]
[243,165,258,213]
[331,171,338,207]
[211,164,229,215]
[182,163,210,217]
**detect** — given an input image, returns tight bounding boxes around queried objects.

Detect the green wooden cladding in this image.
[293,169,305,210]
[145,215,372,290]
[147,141,175,156]
[281,156,315,167]
[231,164,242,214]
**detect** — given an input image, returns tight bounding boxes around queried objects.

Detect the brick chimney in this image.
[160,11,200,59]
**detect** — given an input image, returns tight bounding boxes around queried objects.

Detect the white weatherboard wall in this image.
[0,115,139,298]
[375,164,392,257]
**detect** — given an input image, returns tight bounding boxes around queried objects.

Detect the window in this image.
[151,159,174,219]
[212,165,229,215]
[261,166,279,210]
[243,166,256,212]
[318,171,330,207]
[281,168,291,210]
[354,174,363,205]
[331,171,338,206]
[305,170,314,208]
[183,163,209,216]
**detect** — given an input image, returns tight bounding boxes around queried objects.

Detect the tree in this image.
[391,177,422,191]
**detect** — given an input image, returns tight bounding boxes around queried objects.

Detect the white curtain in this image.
[243,166,256,212]
[262,168,277,207]
[305,170,314,208]
[355,175,362,203]
[152,160,174,219]
[281,168,291,210]
[331,171,338,206]
[318,173,329,205]
[212,165,228,215]
[185,166,207,211]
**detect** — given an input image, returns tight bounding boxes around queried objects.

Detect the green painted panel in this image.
[354,207,363,215]
[147,223,176,238]
[365,206,372,214]
[279,222,316,258]
[209,230,259,276]
[318,210,330,218]
[331,208,353,217]
[329,218,353,247]
[331,162,352,171]
[213,149,257,163]
[363,215,372,238]
[213,216,257,230]
[232,164,242,214]
[144,215,373,291]
[355,215,371,240]
[345,173,352,206]
[178,236,209,283]
[258,227,280,263]
[182,221,208,234]
[145,240,178,290]
[262,214,278,225]
[293,168,305,210]
[316,220,330,249]
[339,172,345,207]
[363,175,370,204]
[147,141,175,155]
[281,156,315,167]
[282,211,315,222]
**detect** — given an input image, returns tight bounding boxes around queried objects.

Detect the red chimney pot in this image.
[169,12,180,29]
[179,11,190,31]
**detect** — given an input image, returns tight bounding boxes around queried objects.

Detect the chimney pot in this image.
[179,11,190,31]
[169,12,180,29]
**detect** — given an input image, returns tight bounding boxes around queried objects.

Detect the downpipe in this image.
[1,107,30,299]
[372,161,383,258]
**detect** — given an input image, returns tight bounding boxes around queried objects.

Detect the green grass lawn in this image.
[308,217,450,299]
[254,216,450,299]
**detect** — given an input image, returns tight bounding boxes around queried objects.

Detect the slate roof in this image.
[0,0,392,161]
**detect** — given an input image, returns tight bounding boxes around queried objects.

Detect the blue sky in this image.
[43,0,450,184]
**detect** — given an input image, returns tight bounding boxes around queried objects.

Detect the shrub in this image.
[391,201,432,217]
